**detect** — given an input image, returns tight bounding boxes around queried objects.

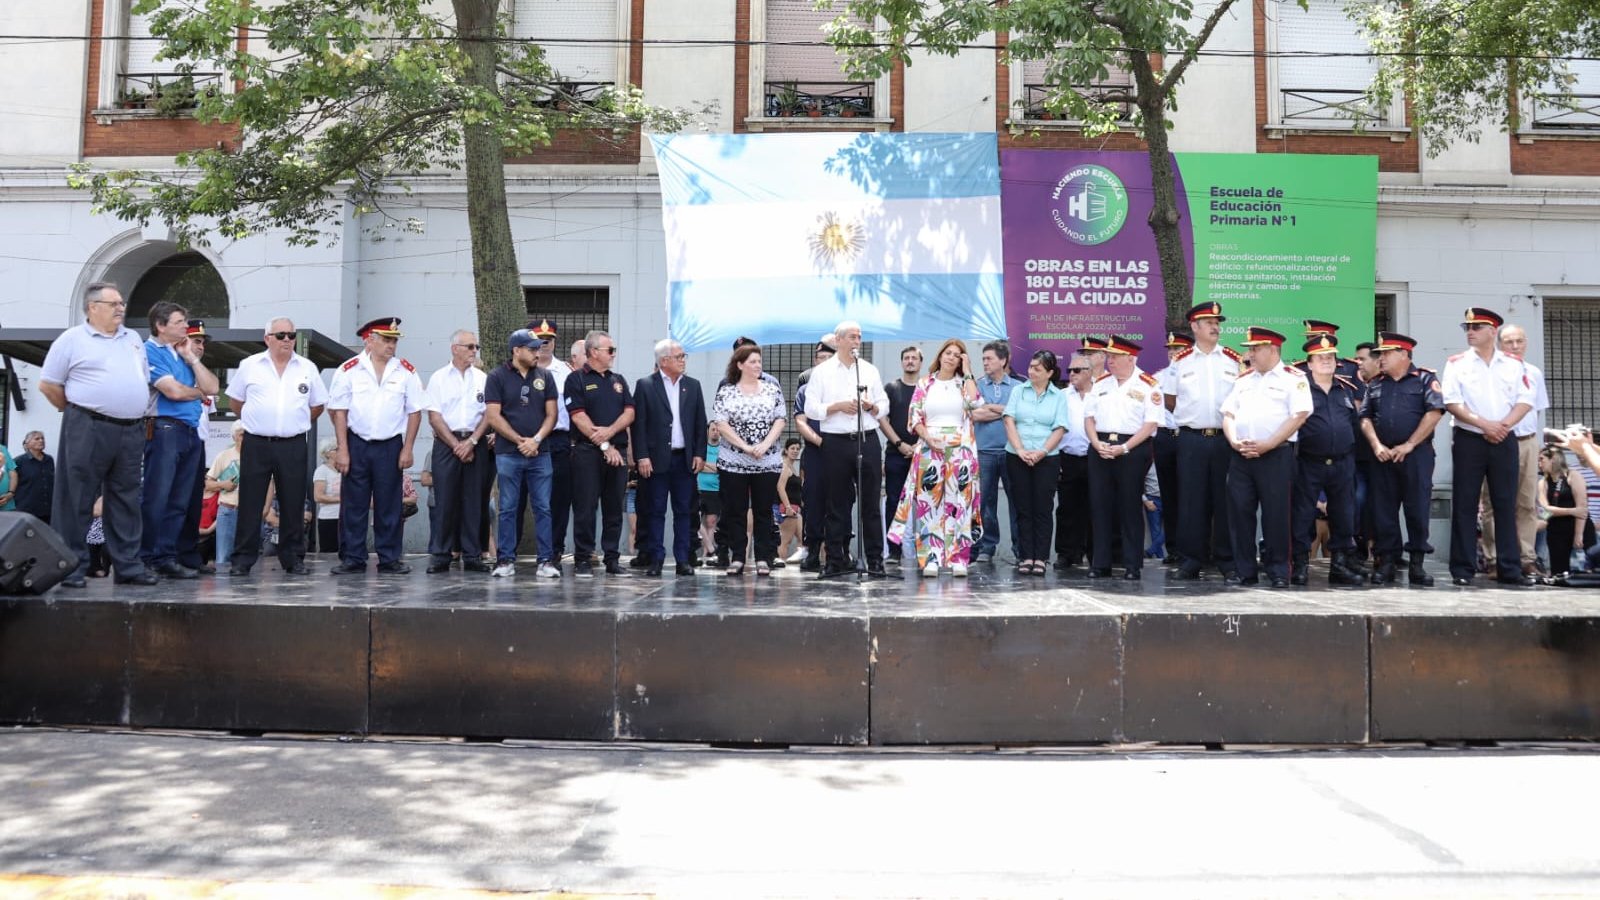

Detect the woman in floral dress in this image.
[888,339,982,577]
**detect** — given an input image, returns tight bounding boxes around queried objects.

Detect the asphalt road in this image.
[1,729,1598,898]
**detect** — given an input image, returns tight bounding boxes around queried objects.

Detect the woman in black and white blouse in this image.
[712,343,787,575]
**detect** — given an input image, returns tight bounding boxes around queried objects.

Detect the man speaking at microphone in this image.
[803,321,891,577]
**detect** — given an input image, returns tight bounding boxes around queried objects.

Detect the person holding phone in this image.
[888,338,983,577]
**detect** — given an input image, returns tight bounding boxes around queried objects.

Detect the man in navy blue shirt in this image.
[141,301,219,579]
[1291,334,1365,586]
[484,328,559,578]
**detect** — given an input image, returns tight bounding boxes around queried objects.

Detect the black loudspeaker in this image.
[0,511,74,594]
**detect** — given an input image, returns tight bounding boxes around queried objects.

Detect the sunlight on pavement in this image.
[0,874,650,900]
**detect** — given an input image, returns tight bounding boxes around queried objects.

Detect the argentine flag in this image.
[650,132,1007,352]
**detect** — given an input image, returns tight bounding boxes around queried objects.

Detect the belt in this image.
[1180,426,1222,437]
[451,430,474,439]
[824,431,873,441]
[1165,428,1180,437]
[246,432,306,442]
[1095,431,1131,443]
[70,403,143,427]
[154,415,193,427]
[1304,453,1349,466]
[1517,434,1536,441]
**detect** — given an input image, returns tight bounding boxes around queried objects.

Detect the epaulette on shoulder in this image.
[340,357,360,372]
[1282,364,1307,376]
[1222,347,1243,362]
[1174,347,1195,363]
[1095,372,1113,383]
[1334,374,1360,390]
[1415,365,1438,376]
[1447,352,1467,363]
[399,358,415,373]
[1139,372,1159,387]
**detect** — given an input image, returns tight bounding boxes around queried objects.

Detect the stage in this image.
[2,559,1597,747]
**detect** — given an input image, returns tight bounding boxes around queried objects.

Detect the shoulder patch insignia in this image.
[532,378,545,391]
[1139,372,1159,387]
[1222,347,1243,362]
[1334,374,1359,390]
[614,380,624,394]
[1095,372,1113,383]
[1415,366,1438,376]
[1447,352,1467,363]
[1174,347,1195,363]
[341,357,360,372]
[399,358,415,373]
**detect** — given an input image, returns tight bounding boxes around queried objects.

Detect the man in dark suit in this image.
[631,338,709,576]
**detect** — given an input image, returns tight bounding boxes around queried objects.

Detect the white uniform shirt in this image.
[1511,360,1549,439]
[1221,364,1314,443]
[1166,343,1242,429]
[327,351,427,441]
[226,351,328,438]
[1440,348,1536,435]
[802,354,890,434]
[39,323,152,419]
[1154,364,1178,429]
[425,362,488,433]
[1060,387,1091,456]
[1085,367,1165,435]
[546,357,573,431]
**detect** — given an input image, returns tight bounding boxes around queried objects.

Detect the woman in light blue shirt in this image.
[1003,350,1070,575]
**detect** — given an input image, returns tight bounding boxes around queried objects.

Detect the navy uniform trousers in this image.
[1228,444,1294,581]
[340,434,404,568]
[1449,428,1521,581]
[1176,428,1234,575]
[572,441,627,564]
[1292,452,1356,558]
[1369,443,1435,559]
[1087,437,1148,573]
[1152,426,1181,562]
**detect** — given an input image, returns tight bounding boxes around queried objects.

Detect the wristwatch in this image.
[599,440,612,452]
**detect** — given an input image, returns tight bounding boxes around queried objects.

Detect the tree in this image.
[72,0,693,344]
[1351,0,1600,150]
[823,0,1244,327]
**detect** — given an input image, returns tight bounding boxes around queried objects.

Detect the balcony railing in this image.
[115,71,224,113]
[763,81,873,119]
[1020,82,1132,121]
[1531,92,1600,130]
[1279,87,1390,126]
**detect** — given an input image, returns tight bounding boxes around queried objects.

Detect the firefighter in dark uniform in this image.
[1359,332,1444,586]
[1153,330,1191,566]
[564,330,635,577]
[1295,320,1362,380]
[1291,334,1365,586]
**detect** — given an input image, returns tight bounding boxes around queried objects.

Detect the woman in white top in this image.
[888,339,982,577]
[312,439,342,556]
[204,424,244,566]
[711,344,787,576]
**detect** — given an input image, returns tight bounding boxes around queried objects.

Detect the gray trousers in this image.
[53,405,147,578]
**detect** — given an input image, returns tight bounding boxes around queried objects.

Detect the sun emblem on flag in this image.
[808,211,865,268]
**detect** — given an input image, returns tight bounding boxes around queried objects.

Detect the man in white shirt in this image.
[1441,307,1536,586]
[1053,353,1094,571]
[424,330,491,573]
[225,316,328,577]
[803,320,891,577]
[1479,323,1549,577]
[1167,301,1245,581]
[1084,336,1164,580]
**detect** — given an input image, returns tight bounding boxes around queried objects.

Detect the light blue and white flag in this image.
[650,132,1006,352]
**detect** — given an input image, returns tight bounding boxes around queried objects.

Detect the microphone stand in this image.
[821,346,898,582]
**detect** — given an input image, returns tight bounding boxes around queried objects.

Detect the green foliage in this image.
[1351,0,1600,150]
[72,0,697,248]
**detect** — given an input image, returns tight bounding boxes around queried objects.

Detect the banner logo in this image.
[1050,164,1128,246]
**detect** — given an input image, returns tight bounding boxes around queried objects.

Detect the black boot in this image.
[1370,555,1398,585]
[1343,550,1372,579]
[1290,553,1309,586]
[1408,551,1434,587]
[1328,552,1365,586]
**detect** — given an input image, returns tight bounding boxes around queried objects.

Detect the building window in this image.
[96,1,223,114]
[1009,51,1133,124]
[749,0,888,123]
[1528,59,1600,131]
[512,0,630,108]
[1265,0,1401,130]
[1544,298,1600,430]
[523,286,611,346]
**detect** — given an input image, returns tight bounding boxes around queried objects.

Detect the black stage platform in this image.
[2,560,1597,747]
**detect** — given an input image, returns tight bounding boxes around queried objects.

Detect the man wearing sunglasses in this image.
[564,330,635,577]
[423,330,492,574]
[225,317,327,576]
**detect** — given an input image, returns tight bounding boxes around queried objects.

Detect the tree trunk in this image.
[1127,51,1192,331]
[453,0,526,351]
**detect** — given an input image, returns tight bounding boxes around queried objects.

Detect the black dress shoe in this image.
[227,564,253,577]
[629,555,651,569]
[1497,574,1536,587]
[604,560,630,576]
[59,575,86,589]
[193,563,217,575]
[1054,558,1073,572]
[462,560,493,573]
[1451,575,1473,586]
[1270,576,1290,588]
[377,561,412,574]
[1122,569,1141,581]
[1223,573,1244,585]
[675,562,694,576]
[1173,567,1203,581]
[867,560,887,576]
[425,560,451,574]
[645,562,663,577]
[157,563,199,580]
[115,572,160,586]
[328,563,365,576]
[1086,568,1113,578]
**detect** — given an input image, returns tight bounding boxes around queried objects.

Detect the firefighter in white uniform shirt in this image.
[423,329,492,573]
[1083,335,1164,580]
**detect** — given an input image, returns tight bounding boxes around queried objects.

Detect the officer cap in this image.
[1186,301,1226,322]
[1165,331,1194,349]
[1461,307,1504,329]
[1303,319,1340,337]
[1302,334,1339,355]
[1081,336,1109,353]
[529,318,558,340]
[185,319,207,338]
[1105,335,1143,355]
[358,318,402,339]
[1375,331,1418,353]
[1241,326,1287,347]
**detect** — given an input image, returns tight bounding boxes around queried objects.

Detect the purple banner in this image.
[1001,150,1193,375]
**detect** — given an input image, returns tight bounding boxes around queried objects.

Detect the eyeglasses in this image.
[454,343,479,351]
[594,346,617,355]
[1466,322,1493,331]
[268,331,298,341]
[1067,367,1088,374]
[91,300,127,308]
[666,353,686,361]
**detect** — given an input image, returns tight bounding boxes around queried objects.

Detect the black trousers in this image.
[1228,444,1294,581]
[883,448,912,559]
[571,441,627,563]
[428,436,493,563]
[1450,428,1520,581]
[53,406,145,579]
[1087,441,1148,572]
[1153,427,1181,561]
[1054,453,1091,565]
[1176,428,1234,575]
[1370,444,1435,557]
[801,441,828,553]
[1293,452,1356,556]
[822,431,883,565]
[1006,452,1060,562]
[719,469,779,563]
[234,432,309,570]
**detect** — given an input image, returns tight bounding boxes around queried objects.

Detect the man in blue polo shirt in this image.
[970,340,1024,565]
[484,328,559,578]
[141,301,219,579]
